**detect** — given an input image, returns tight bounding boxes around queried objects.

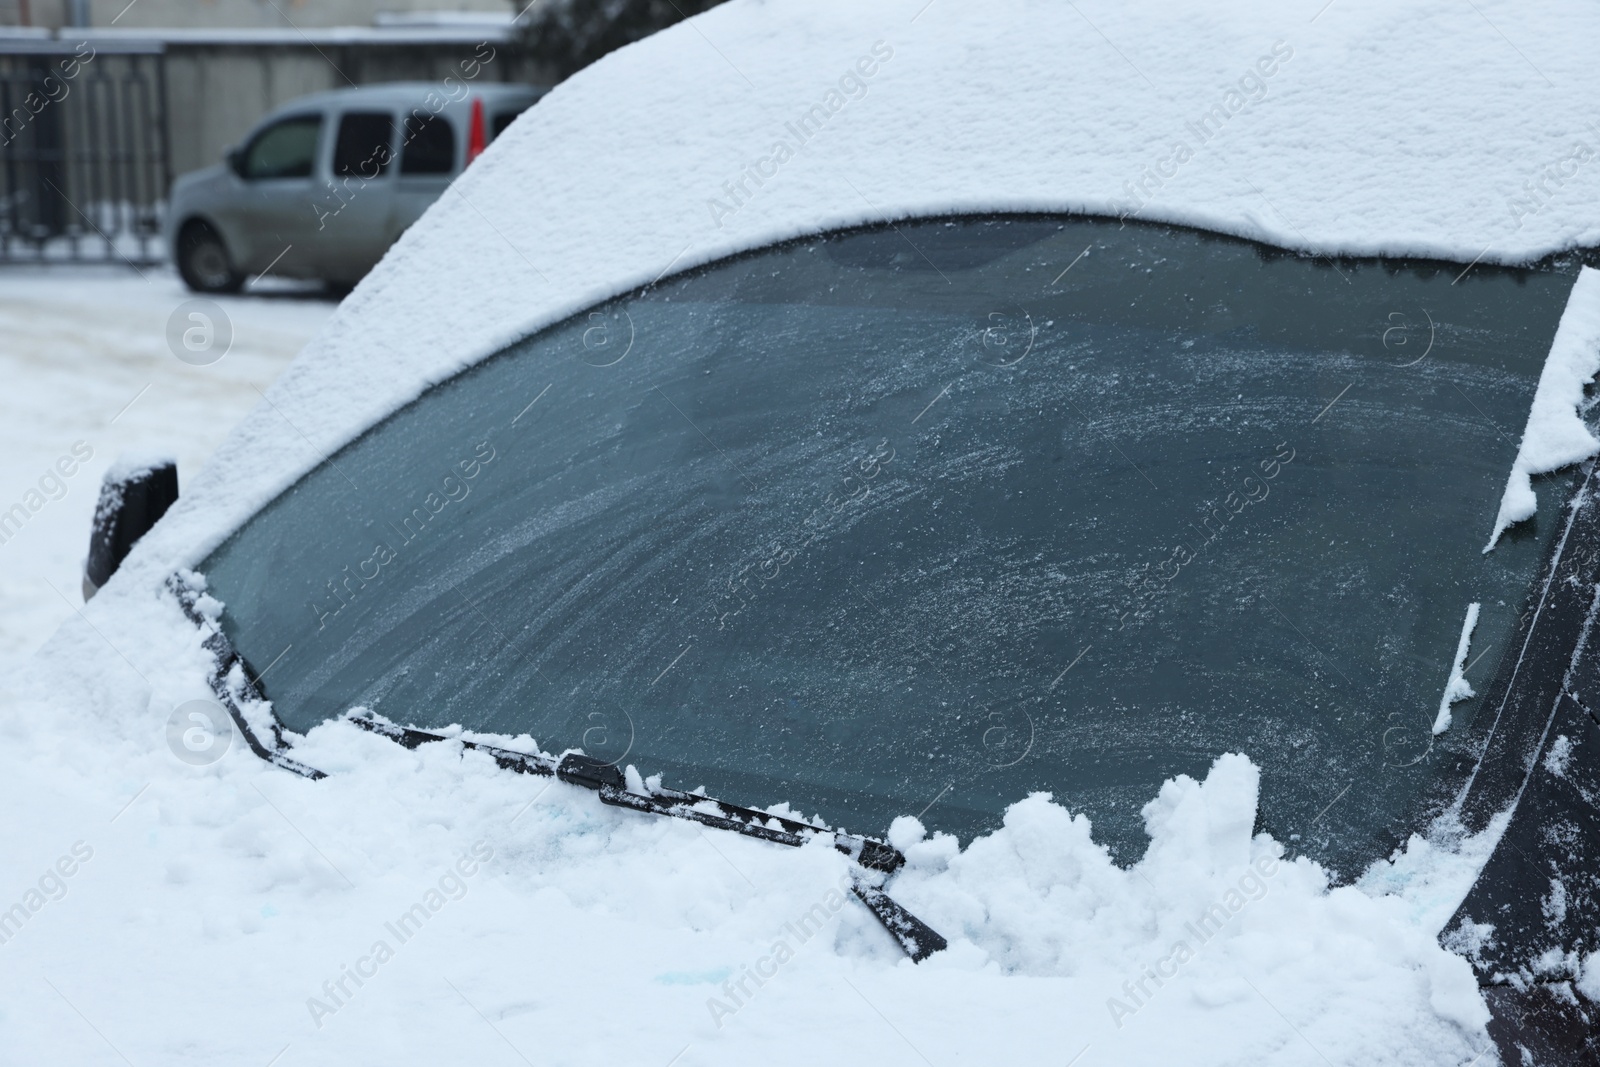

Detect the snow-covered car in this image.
[19,3,1600,1065]
[166,80,543,293]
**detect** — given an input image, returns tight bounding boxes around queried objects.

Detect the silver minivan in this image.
[166,81,544,292]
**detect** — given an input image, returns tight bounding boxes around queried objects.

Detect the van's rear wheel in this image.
[176,221,244,294]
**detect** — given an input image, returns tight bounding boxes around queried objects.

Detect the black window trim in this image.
[1432,457,1600,1061]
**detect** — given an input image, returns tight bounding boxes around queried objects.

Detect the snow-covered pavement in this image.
[0,266,335,673]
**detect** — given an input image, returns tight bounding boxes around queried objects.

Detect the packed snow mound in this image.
[0,625,1500,1067]
[887,754,1490,1062]
[104,0,1600,589]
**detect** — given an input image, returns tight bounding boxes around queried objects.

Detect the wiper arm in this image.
[349,713,948,962]
[168,577,946,963]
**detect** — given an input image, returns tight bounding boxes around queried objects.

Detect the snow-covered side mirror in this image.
[83,459,178,601]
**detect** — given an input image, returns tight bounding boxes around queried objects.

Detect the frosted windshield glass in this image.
[202,216,1582,875]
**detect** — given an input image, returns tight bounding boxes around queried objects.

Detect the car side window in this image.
[400,112,455,176]
[241,114,322,181]
[332,111,394,179]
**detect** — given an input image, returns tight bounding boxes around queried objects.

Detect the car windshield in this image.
[201,215,1585,876]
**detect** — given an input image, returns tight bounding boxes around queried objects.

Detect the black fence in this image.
[0,41,169,264]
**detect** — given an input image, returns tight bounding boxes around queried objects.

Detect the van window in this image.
[333,112,394,178]
[401,112,455,176]
[242,114,321,180]
[492,107,527,140]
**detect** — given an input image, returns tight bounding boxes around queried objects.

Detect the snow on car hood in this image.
[12,0,1600,1062]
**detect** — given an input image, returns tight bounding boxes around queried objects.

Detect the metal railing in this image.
[0,40,169,264]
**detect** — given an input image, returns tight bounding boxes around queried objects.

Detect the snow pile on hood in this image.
[887,754,1491,1062]
[0,618,1499,1065]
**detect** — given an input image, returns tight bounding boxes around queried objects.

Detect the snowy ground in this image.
[0,265,334,672]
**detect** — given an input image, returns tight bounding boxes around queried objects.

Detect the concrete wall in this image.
[0,0,63,27]
[2,0,515,30]
[98,1,514,30]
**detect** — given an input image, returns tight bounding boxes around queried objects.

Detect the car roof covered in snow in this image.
[122,0,1600,584]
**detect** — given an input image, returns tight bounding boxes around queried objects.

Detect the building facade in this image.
[2,0,517,30]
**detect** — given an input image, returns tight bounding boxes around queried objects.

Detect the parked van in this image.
[166,81,544,292]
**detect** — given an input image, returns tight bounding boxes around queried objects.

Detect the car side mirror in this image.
[83,459,179,601]
[225,146,244,177]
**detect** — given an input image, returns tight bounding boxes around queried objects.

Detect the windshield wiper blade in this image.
[169,574,326,780]
[169,576,947,959]
[849,882,946,964]
[348,714,948,962]
[175,579,940,966]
